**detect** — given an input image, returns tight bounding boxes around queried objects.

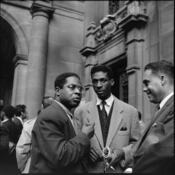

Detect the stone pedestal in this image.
[26,1,54,118]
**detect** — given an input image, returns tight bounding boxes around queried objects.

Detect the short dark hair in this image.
[91,65,113,79]
[144,60,174,83]
[2,105,16,119]
[42,96,53,109]
[54,72,80,89]
[15,104,26,116]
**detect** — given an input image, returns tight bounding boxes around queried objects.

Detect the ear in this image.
[55,87,61,97]
[110,78,115,86]
[159,74,166,86]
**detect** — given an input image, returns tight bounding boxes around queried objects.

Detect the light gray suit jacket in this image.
[75,96,140,173]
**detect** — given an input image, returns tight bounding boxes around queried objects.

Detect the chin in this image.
[72,102,80,107]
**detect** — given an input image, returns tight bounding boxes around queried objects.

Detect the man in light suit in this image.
[132,60,174,174]
[75,65,140,173]
[29,72,95,174]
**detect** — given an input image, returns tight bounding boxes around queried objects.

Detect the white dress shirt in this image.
[96,94,114,115]
[159,92,174,110]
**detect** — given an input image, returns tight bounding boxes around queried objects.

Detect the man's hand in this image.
[81,117,95,139]
[9,141,15,154]
[108,149,124,167]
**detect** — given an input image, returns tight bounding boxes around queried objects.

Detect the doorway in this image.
[108,58,128,102]
[0,17,15,106]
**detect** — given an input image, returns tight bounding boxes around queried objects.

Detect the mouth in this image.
[96,91,104,94]
[73,98,81,103]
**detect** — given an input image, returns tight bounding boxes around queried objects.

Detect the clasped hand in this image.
[106,148,124,168]
[81,117,95,139]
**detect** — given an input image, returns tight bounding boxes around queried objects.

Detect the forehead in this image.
[143,69,159,81]
[92,71,108,79]
[65,76,81,85]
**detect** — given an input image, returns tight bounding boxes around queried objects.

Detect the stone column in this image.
[12,55,28,106]
[80,22,97,102]
[26,1,54,118]
[118,1,149,122]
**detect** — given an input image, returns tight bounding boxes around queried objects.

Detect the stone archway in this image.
[0,9,28,106]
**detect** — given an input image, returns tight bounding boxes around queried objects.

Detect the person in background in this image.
[75,65,141,173]
[29,72,95,173]
[0,105,19,174]
[13,105,27,143]
[16,96,54,174]
[132,60,174,174]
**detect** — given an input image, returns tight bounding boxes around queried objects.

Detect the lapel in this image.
[106,97,124,147]
[52,101,76,135]
[88,101,104,149]
[136,95,174,151]
[153,95,174,123]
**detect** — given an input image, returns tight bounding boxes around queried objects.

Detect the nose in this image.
[96,81,102,88]
[74,87,81,95]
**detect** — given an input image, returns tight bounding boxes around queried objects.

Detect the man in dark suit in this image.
[29,72,95,173]
[75,65,140,173]
[0,105,19,174]
[133,60,174,174]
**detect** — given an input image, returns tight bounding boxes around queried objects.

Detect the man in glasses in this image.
[75,65,140,173]
[29,72,95,173]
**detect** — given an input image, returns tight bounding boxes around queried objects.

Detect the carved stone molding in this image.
[126,64,140,75]
[30,1,55,19]
[117,1,148,30]
[13,54,28,66]
[80,22,97,57]
[95,14,118,43]
[80,1,148,58]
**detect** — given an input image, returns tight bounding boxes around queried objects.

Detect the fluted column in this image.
[26,1,54,118]
[12,55,28,106]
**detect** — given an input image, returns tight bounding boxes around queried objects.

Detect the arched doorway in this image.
[0,17,16,106]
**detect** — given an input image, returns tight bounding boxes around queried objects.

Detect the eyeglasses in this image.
[66,84,84,92]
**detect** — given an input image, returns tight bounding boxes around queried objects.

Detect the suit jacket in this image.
[0,125,9,160]
[0,120,19,174]
[13,117,23,143]
[133,95,174,174]
[29,101,90,174]
[75,96,140,173]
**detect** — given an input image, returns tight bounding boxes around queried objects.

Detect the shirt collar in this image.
[159,92,174,109]
[96,94,114,107]
[54,100,73,118]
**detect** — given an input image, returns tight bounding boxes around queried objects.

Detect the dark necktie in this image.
[101,100,108,146]
[101,100,107,120]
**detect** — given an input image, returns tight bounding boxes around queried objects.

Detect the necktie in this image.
[100,100,108,146]
[101,100,107,120]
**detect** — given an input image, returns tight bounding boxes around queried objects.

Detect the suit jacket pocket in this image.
[117,130,129,136]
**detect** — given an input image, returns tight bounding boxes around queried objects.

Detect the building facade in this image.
[0,0,174,124]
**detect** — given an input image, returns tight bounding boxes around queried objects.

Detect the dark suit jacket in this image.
[13,117,23,142]
[133,95,174,174]
[29,101,90,174]
[0,120,19,174]
[0,125,9,160]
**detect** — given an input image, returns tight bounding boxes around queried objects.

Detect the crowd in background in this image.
[0,97,54,174]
